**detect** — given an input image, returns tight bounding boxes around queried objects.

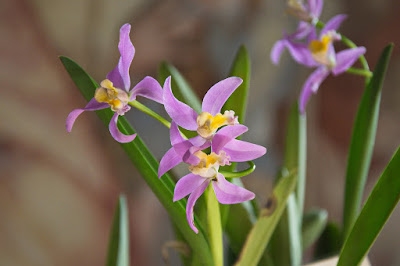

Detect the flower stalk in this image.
[206,185,223,266]
[129,100,171,129]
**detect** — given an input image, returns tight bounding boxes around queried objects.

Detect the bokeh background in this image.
[1,0,400,265]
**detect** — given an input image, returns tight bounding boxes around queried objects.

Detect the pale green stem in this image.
[129,100,171,128]
[346,67,373,78]
[219,161,255,178]
[206,185,223,266]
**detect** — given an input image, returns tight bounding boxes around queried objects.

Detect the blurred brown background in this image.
[1,0,399,265]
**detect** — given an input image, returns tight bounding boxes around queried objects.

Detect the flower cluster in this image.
[66,23,266,233]
[271,0,366,113]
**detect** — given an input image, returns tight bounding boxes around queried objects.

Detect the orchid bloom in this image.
[298,15,366,113]
[166,122,266,233]
[271,0,323,65]
[66,23,163,143]
[163,76,241,141]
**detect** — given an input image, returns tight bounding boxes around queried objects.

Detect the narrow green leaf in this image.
[235,171,297,266]
[302,209,328,251]
[338,146,400,266]
[342,44,393,239]
[158,61,202,113]
[269,102,305,266]
[60,56,213,265]
[106,195,129,266]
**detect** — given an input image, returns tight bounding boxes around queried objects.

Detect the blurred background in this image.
[1,0,400,265]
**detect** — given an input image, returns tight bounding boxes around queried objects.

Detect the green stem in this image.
[206,185,223,266]
[346,67,373,78]
[129,100,171,129]
[219,161,255,178]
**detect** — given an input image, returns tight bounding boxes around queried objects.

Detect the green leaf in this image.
[269,102,306,266]
[338,146,400,266]
[106,195,129,266]
[60,56,213,265]
[235,171,297,266]
[158,61,202,113]
[342,44,393,239]
[302,209,328,251]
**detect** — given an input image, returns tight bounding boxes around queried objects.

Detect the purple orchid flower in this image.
[286,0,323,23]
[66,23,163,143]
[296,15,366,113]
[163,76,242,142]
[166,122,266,233]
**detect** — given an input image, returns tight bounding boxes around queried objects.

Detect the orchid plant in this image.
[60,1,399,265]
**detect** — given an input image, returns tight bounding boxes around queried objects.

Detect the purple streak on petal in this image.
[173,173,206,202]
[222,139,267,162]
[170,122,200,165]
[66,97,108,132]
[163,76,198,130]
[109,112,137,143]
[186,179,210,233]
[130,76,163,103]
[286,41,318,67]
[308,0,323,19]
[212,125,248,154]
[202,77,243,115]
[321,14,347,36]
[271,40,287,65]
[106,24,135,91]
[212,173,255,204]
[332,47,366,76]
[299,67,329,114]
[158,147,182,178]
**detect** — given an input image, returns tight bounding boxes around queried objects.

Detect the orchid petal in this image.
[332,47,366,76]
[163,77,198,130]
[173,173,206,202]
[270,40,287,65]
[106,24,135,91]
[212,173,255,204]
[299,67,329,114]
[290,22,313,40]
[158,147,182,178]
[109,112,137,143]
[186,179,210,233]
[66,97,108,132]
[202,77,243,115]
[308,0,323,19]
[170,122,201,165]
[221,139,267,162]
[321,14,347,36]
[189,135,209,149]
[130,76,163,103]
[212,125,248,154]
[286,41,318,67]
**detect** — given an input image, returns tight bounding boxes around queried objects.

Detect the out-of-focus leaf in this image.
[338,146,400,266]
[314,222,341,260]
[106,195,129,266]
[302,209,328,251]
[60,56,213,265]
[235,171,297,266]
[342,44,393,239]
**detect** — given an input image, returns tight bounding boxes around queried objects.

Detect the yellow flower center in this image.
[197,110,237,139]
[188,151,229,178]
[309,35,335,67]
[94,79,129,114]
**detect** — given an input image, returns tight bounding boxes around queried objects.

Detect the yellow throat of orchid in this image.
[197,110,237,139]
[189,151,229,178]
[309,34,335,67]
[94,79,129,114]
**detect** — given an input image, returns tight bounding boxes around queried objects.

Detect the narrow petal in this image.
[299,67,329,114]
[163,77,198,130]
[186,179,210,233]
[308,0,323,19]
[189,135,209,149]
[66,97,108,132]
[286,41,318,67]
[106,24,135,91]
[290,22,313,40]
[130,76,163,103]
[332,47,366,76]
[212,173,255,204]
[212,125,248,154]
[158,147,182,178]
[173,173,206,202]
[270,40,287,65]
[170,122,201,165]
[202,77,243,116]
[109,112,137,143]
[222,139,267,162]
[321,14,347,36]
